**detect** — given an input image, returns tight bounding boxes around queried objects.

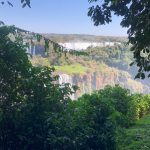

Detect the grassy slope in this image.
[118,114,150,150]
[54,64,89,75]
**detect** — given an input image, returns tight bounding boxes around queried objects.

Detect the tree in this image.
[0,25,75,149]
[0,0,31,7]
[88,0,150,79]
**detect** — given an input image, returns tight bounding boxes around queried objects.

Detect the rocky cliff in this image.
[57,65,149,99]
[30,37,150,100]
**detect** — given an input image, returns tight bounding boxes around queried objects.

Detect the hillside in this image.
[30,38,150,99]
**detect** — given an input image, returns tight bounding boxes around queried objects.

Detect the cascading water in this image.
[58,73,75,100]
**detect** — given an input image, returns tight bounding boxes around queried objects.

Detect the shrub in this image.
[130,94,150,121]
[69,93,117,150]
[97,85,132,127]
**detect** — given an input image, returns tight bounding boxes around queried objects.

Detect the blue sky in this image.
[0,0,128,36]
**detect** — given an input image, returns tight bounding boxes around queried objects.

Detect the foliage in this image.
[31,44,150,93]
[69,93,117,150]
[66,85,150,149]
[86,44,133,71]
[1,25,150,149]
[13,25,88,57]
[44,33,127,43]
[95,85,150,127]
[0,25,75,149]
[0,25,119,150]
[97,85,132,127]
[55,64,89,75]
[0,25,118,149]
[33,43,133,72]
[2,1,150,149]
[88,0,150,79]
[0,0,31,8]
[118,114,150,150]
[129,94,150,121]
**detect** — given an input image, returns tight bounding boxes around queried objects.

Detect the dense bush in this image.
[129,94,150,121]
[63,85,150,149]
[93,85,150,127]
[68,93,117,150]
[97,85,132,127]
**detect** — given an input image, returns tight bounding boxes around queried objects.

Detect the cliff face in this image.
[30,41,150,99]
[58,70,149,99]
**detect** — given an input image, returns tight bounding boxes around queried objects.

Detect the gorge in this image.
[29,34,149,99]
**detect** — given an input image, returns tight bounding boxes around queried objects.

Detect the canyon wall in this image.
[58,71,149,100]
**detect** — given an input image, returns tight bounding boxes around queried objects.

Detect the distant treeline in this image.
[43,33,127,43]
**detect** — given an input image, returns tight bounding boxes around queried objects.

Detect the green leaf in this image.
[7,1,13,7]
[22,3,26,8]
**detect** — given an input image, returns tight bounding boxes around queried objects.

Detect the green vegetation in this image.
[32,43,133,72]
[67,85,150,149]
[1,1,150,149]
[88,0,150,78]
[31,44,150,93]
[1,26,150,149]
[55,64,89,75]
[86,44,133,71]
[44,33,127,43]
[0,25,75,149]
[1,24,150,149]
[118,114,150,150]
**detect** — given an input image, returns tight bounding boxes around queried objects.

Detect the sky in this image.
[0,0,128,36]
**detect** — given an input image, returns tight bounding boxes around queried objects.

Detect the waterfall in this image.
[26,47,29,54]
[26,45,36,55]
[58,74,75,100]
[59,74,72,85]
